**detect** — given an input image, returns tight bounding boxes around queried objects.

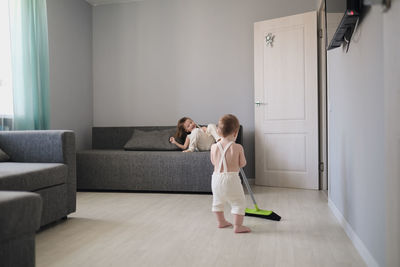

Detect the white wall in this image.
[47,0,93,149]
[93,0,317,177]
[383,1,400,266]
[327,2,400,266]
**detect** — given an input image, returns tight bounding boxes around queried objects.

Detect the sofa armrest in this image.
[0,191,42,241]
[0,130,73,163]
[0,130,77,213]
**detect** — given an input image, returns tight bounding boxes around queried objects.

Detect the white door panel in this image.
[255,11,319,189]
[263,26,305,121]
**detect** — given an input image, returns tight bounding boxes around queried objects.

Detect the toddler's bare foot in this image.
[218,221,233,228]
[234,225,251,233]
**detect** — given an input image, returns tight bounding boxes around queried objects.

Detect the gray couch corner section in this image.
[0,191,42,267]
[0,130,76,226]
[77,126,243,192]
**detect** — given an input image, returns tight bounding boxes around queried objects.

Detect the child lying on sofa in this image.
[169,117,221,152]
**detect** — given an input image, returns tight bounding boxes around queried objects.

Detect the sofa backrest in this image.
[92,126,243,149]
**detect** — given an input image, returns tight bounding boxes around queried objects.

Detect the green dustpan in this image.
[240,169,281,221]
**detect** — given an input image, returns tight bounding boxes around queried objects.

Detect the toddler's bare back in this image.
[210,141,246,173]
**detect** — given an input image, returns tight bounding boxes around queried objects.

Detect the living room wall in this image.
[327,2,400,266]
[383,2,400,266]
[47,0,93,150]
[92,0,317,178]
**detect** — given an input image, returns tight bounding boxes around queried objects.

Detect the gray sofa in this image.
[77,126,243,192]
[0,191,42,267]
[0,130,76,227]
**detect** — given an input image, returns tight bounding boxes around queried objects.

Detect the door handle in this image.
[255,101,267,106]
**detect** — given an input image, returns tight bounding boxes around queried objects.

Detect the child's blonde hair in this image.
[218,114,240,137]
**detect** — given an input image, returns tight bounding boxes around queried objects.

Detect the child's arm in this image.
[182,137,190,151]
[238,145,247,168]
[210,144,217,166]
[169,136,189,150]
[206,124,221,142]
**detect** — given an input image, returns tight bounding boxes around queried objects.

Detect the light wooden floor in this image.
[36,187,366,267]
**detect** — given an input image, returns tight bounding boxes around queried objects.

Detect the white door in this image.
[254,11,319,189]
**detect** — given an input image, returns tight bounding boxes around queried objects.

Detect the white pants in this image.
[211,172,246,215]
[188,124,220,152]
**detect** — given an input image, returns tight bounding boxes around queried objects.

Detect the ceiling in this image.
[85,0,144,6]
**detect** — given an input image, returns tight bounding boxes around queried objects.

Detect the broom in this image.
[239,168,281,221]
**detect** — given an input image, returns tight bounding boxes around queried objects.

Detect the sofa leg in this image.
[37,216,69,232]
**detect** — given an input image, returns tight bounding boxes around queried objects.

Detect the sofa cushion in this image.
[0,191,42,241]
[0,163,67,191]
[124,128,179,151]
[0,148,9,162]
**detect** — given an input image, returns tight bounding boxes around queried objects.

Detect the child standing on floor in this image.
[210,114,250,233]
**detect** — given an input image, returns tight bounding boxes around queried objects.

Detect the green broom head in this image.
[245,205,281,221]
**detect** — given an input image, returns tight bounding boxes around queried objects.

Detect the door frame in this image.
[317,0,328,191]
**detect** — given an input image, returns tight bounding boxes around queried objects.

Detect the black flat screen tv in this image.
[325,0,363,50]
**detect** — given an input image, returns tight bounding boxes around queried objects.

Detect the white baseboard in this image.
[328,198,380,267]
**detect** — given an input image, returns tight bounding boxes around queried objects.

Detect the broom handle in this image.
[240,168,258,207]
